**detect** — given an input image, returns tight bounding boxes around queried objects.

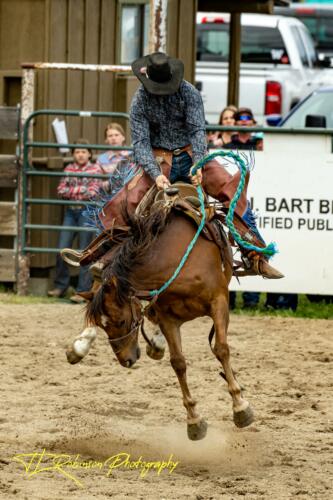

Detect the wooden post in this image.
[227,13,241,107]
[149,0,168,53]
[17,68,35,295]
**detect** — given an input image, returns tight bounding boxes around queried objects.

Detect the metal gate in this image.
[18,108,132,292]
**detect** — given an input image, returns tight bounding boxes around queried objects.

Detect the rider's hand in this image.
[155,174,170,190]
[190,168,202,187]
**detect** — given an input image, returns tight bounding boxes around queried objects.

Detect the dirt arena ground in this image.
[0,298,332,500]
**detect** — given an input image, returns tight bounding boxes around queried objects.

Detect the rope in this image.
[149,185,206,297]
[191,150,277,257]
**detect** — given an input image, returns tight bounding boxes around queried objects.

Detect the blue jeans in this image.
[170,151,193,184]
[54,208,93,293]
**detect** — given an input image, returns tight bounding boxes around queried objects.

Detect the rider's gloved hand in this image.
[190,168,202,186]
[155,174,170,190]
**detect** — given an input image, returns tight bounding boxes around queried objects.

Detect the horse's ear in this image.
[77,291,94,301]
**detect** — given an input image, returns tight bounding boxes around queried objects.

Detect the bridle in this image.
[107,295,153,354]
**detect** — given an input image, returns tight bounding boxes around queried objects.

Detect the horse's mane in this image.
[103,207,172,304]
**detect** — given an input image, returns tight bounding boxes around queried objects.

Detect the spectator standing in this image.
[96,123,132,193]
[48,139,103,303]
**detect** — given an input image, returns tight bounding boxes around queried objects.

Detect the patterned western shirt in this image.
[130,80,207,180]
[57,161,103,201]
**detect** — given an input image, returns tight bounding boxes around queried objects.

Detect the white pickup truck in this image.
[196,12,329,124]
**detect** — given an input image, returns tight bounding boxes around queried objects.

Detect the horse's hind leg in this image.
[159,318,207,441]
[211,297,254,428]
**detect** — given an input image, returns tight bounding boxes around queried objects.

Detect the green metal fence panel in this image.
[21,109,131,255]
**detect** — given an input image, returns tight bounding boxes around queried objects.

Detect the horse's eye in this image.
[113,319,126,328]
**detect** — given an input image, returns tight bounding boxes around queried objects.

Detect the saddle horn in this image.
[60,248,82,268]
[164,187,179,197]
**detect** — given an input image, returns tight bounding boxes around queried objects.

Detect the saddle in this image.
[141,183,231,267]
[77,182,222,267]
[136,182,214,221]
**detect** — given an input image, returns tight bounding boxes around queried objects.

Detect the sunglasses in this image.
[237,114,253,121]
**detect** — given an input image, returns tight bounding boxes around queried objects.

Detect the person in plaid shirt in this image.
[48,139,103,303]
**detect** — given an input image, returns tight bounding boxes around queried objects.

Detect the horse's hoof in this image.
[187,419,208,441]
[233,405,254,428]
[66,349,83,365]
[146,344,165,360]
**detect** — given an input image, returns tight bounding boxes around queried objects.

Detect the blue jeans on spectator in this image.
[265,293,298,311]
[243,291,260,308]
[54,208,93,293]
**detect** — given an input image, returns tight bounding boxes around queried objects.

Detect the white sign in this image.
[224,133,333,294]
[52,118,70,154]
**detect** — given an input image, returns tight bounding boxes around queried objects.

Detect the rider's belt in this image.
[172,144,191,156]
[153,144,191,157]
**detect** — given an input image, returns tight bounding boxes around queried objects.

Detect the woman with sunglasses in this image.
[224,107,260,150]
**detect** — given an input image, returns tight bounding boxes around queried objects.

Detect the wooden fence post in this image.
[17,68,35,295]
[149,0,168,53]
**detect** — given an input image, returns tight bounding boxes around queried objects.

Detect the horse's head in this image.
[83,280,141,368]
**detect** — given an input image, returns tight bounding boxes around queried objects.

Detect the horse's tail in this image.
[85,284,105,327]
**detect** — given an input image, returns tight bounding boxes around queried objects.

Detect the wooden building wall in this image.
[0,0,197,143]
[0,0,197,272]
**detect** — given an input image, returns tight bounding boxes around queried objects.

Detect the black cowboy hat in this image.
[131,52,184,95]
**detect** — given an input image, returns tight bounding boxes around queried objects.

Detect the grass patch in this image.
[0,290,72,305]
[232,293,333,319]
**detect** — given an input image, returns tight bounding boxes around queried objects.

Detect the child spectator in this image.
[48,139,103,303]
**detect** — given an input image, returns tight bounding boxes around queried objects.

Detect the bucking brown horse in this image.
[67,201,254,440]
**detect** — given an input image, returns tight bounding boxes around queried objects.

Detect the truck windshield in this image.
[197,24,290,64]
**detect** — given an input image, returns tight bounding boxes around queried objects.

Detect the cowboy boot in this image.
[241,251,284,279]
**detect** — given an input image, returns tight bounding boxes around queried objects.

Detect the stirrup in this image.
[60,248,82,267]
[234,253,284,279]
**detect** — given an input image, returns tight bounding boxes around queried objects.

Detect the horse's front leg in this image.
[146,328,166,360]
[211,297,254,428]
[66,324,97,364]
[159,318,207,440]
